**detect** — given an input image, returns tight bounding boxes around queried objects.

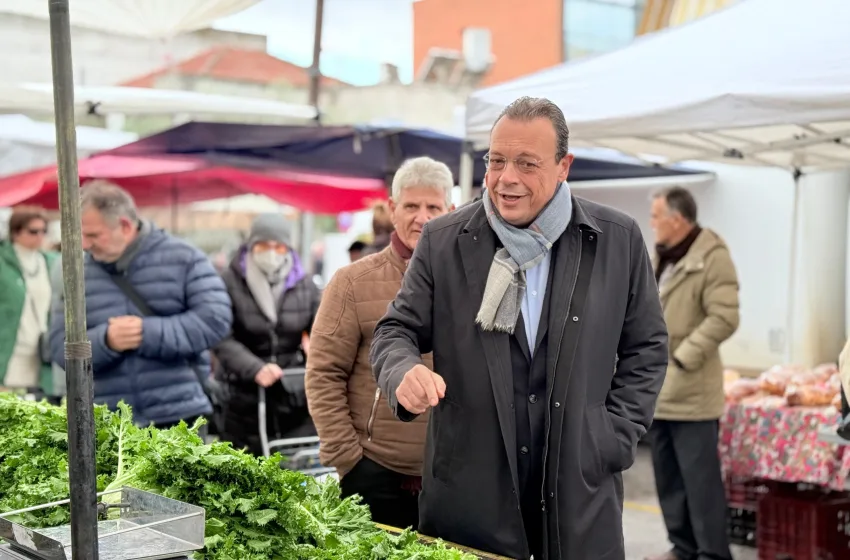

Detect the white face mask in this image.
[252,250,289,275]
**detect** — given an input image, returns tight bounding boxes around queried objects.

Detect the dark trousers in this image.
[649,419,732,560]
[339,456,420,531]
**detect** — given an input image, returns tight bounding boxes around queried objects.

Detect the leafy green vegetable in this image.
[0,394,477,560]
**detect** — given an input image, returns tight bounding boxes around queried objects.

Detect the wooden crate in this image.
[376,524,515,559]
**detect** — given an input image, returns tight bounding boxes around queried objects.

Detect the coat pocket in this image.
[581,403,621,485]
[431,397,462,482]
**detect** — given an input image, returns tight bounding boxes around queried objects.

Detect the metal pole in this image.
[300,0,325,273]
[784,169,801,365]
[47,1,99,559]
[307,0,325,112]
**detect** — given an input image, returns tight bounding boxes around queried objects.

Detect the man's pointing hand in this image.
[396,364,446,414]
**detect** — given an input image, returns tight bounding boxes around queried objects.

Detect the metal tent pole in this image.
[307,0,325,113]
[47,1,99,558]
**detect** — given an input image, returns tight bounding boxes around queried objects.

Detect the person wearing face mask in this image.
[214,213,321,456]
[0,210,57,395]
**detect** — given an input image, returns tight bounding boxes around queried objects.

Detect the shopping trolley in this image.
[258,367,337,480]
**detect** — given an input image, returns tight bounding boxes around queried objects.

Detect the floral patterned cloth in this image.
[719,403,850,490]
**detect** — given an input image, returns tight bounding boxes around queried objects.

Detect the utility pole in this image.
[307,0,325,115]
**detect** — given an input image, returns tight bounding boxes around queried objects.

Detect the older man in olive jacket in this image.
[646,187,740,560]
[370,96,669,560]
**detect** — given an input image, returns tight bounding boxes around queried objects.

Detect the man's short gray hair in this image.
[653,186,698,223]
[493,96,570,161]
[80,180,139,225]
[391,156,454,207]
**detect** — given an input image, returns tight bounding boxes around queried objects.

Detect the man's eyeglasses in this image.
[483,154,544,174]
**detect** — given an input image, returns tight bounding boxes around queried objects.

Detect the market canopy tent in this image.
[102,121,706,184]
[0,83,317,120]
[0,0,258,37]
[0,114,137,175]
[466,0,850,171]
[0,154,386,214]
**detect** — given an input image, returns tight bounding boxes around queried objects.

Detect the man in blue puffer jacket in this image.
[49,181,233,428]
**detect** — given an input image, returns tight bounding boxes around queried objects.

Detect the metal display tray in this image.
[0,488,204,560]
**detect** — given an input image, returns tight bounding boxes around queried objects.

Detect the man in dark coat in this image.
[370,96,669,560]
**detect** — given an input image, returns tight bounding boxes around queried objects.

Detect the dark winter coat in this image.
[214,249,321,455]
[370,197,669,560]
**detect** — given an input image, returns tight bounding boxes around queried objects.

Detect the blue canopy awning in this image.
[105,121,705,184]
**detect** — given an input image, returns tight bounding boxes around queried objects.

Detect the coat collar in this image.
[656,228,725,299]
[384,243,408,275]
[461,195,602,235]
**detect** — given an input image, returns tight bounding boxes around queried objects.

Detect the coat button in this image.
[520,446,529,454]
[510,402,515,409]
[589,234,594,241]
[554,402,561,408]
[572,316,579,322]
[528,394,538,404]
[473,235,478,241]
[549,492,555,498]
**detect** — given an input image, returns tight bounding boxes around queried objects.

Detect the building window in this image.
[563,0,644,61]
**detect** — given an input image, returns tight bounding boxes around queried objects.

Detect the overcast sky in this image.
[214,0,416,86]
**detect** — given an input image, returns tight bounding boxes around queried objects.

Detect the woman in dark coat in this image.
[213,214,321,455]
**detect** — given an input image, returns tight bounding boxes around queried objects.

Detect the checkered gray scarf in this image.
[476,184,572,333]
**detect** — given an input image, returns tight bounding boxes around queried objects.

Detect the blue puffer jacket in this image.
[49,227,233,426]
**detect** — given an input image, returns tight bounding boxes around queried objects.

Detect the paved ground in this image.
[623,445,757,560]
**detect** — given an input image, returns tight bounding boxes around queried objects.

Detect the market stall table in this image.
[719,402,850,491]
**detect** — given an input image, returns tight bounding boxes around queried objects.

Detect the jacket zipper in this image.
[540,230,582,513]
[367,388,381,441]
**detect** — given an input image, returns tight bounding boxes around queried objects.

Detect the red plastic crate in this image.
[757,491,850,560]
[725,475,770,510]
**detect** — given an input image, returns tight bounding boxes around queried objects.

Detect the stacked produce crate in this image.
[723,476,850,559]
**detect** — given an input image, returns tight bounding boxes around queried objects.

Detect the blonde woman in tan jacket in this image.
[306,157,454,530]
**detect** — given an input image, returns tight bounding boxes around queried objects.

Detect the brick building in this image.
[412,0,736,86]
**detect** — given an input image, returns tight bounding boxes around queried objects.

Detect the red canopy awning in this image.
[0,154,387,214]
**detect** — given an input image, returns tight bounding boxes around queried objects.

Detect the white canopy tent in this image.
[465,0,850,365]
[466,0,850,171]
[0,114,137,150]
[0,0,258,38]
[0,114,137,176]
[0,82,318,120]
[0,115,138,241]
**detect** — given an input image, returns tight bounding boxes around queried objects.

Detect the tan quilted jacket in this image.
[305,246,431,477]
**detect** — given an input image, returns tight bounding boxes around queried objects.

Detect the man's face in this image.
[484,117,573,227]
[388,186,452,251]
[650,196,685,247]
[81,208,135,263]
